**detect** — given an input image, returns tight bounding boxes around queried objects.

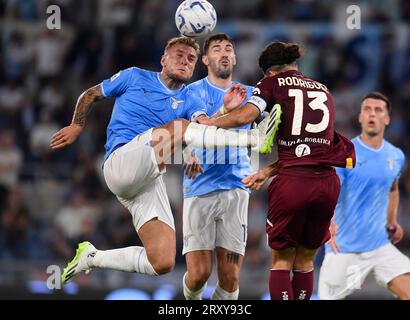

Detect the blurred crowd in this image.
[0,0,410,292]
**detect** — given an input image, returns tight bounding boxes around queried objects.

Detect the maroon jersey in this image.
[248,70,355,169]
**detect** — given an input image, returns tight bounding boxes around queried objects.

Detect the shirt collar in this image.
[157,73,185,94]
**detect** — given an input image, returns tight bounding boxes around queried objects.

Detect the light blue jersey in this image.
[101,67,207,162]
[325,136,405,253]
[183,77,253,198]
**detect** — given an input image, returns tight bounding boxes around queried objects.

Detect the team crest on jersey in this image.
[387,159,394,170]
[171,97,184,109]
[295,144,311,157]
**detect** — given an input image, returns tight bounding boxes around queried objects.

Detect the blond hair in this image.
[164,36,201,57]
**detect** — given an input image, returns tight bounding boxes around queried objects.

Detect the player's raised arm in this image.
[209,84,247,118]
[198,79,272,128]
[50,84,105,149]
[199,102,260,128]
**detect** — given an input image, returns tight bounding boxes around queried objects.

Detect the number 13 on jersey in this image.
[289,89,330,136]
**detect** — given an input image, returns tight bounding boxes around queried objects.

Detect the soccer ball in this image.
[175,0,217,37]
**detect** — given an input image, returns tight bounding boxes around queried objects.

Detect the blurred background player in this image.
[318,92,410,300]
[49,36,256,284]
[199,40,355,300]
[181,33,253,300]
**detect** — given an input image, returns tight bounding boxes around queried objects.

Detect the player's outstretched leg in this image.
[183,122,260,150]
[61,241,97,284]
[151,119,261,168]
[73,222,175,280]
[61,239,167,285]
[255,104,282,154]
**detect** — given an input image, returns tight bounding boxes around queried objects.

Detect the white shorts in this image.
[318,242,410,300]
[103,129,174,232]
[182,188,249,256]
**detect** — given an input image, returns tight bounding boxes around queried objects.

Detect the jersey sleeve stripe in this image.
[100,83,108,97]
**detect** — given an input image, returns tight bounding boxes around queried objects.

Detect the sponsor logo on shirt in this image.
[295,144,311,157]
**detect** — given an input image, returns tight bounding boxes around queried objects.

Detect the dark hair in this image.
[258,41,302,73]
[164,36,201,57]
[361,91,392,114]
[203,33,234,54]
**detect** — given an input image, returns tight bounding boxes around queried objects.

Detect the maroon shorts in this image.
[266,167,340,250]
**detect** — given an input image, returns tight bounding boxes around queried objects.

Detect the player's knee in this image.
[147,247,175,275]
[293,251,315,270]
[188,269,211,286]
[151,256,175,275]
[173,118,190,130]
[178,119,191,134]
[219,270,240,289]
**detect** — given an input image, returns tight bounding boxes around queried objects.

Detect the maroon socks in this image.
[269,270,294,300]
[292,269,314,300]
[269,269,314,300]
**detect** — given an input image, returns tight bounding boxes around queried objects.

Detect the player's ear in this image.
[202,55,209,66]
[385,114,390,126]
[232,53,237,66]
[160,54,166,67]
[358,111,364,125]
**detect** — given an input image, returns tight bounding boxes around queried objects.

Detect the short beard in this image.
[210,60,232,80]
[215,68,232,79]
[165,69,189,84]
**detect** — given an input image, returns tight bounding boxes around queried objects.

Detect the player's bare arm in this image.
[198,102,260,128]
[72,84,105,127]
[206,84,248,118]
[222,84,247,113]
[387,180,404,244]
[328,218,339,254]
[197,83,259,127]
[50,85,105,149]
[242,161,279,190]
